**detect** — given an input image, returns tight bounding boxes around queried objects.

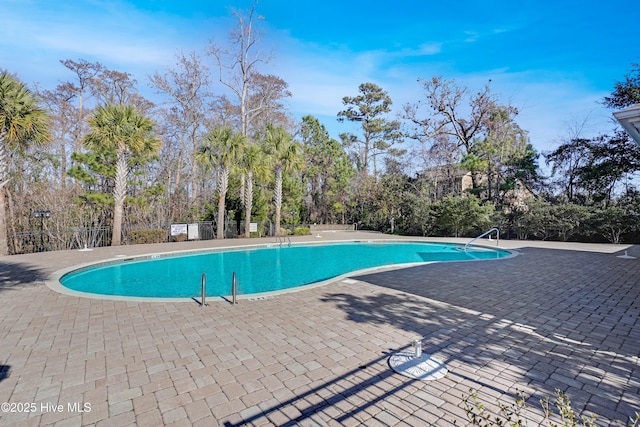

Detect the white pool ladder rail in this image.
[465,228,500,251]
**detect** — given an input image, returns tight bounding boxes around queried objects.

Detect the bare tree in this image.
[39,83,77,189]
[150,51,211,207]
[92,68,154,113]
[413,133,462,200]
[403,76,498,189]
[544,116,592,202]
[208,1,272,139]
[246,72,292,134]
[59,59,102,152]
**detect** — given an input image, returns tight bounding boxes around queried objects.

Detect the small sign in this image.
[249,222,258,232]
[170,223,187,236]
[187,223,199,240]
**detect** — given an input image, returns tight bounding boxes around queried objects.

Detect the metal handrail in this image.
[465,227,500,251]
[231,272,237,305]
[201,273,207,307]
[276,235,291,247]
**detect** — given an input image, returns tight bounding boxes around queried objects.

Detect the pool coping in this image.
[45,239,518,302]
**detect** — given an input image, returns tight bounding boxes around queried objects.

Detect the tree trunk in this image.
[60,132,67,190]
[274,167,282,236]
[217,192,226,239]
[217,166,229,239]
[112,200,123,246]
[190,145,197,202]
[0,131,9,255]
[487,166,493,202]
[6,189,17,254]
[170,155,183,221]
[111,150,128,246]
[0,188,8,256]
[244,170,253,238]
[471,173,481,191]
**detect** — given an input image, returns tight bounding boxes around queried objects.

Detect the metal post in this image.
[413,339,422,358]
[201,273,206,307]
[232,272,237,305]
[33,209,50,252]
[40,218,45,252]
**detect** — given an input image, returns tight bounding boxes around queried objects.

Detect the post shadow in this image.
[220,343,519,426]
[0,365,10,381]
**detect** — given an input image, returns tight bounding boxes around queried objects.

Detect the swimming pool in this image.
[59,241,511,299]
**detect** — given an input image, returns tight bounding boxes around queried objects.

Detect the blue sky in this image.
[1,0,638,159]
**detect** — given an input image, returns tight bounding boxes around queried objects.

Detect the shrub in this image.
[552,203,589,242]
[129,228,167,244]
[434,195,494,237]
[294,226,311,236]
[456,388,639,427]
[591,205,638,244]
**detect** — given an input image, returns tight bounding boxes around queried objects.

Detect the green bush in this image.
[129,228,167,244]
[294,226,311,236]
[434,195,494,237]
[457,388,639,426]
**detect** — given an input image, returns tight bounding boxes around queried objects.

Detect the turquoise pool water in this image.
[60,241,510,298]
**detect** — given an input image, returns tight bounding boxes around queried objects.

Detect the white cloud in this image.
[464,31,479,43]
[275,39,618,155]
[411,67,615,151]
[31,30,174,67]
[0,1,209,73]
[415,43,443,56]
[265,32,445,122]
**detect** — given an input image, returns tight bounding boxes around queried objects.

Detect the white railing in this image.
[465,228,500,251]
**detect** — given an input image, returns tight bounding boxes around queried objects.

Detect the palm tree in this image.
[196,127,246,239]
[0,72,50,255]
[239,143,269,238]
[84,104,160,246]
[263,124,303,236]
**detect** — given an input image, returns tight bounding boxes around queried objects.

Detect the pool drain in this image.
[389,340,447,381]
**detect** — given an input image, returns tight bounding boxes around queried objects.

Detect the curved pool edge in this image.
[46,239,519,302]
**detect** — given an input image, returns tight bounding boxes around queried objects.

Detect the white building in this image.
[614,104,640,144]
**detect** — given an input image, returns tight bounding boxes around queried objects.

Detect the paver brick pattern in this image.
[0,234,639,426]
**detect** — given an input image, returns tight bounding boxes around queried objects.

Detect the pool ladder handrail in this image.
[200,272,238,306]
[465,227,500,251]
[276,235,291,247]
[201,273,207,307]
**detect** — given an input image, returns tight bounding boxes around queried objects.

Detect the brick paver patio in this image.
[0,233,638,426]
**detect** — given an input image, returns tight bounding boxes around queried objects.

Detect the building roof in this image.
[613,104,640,145]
